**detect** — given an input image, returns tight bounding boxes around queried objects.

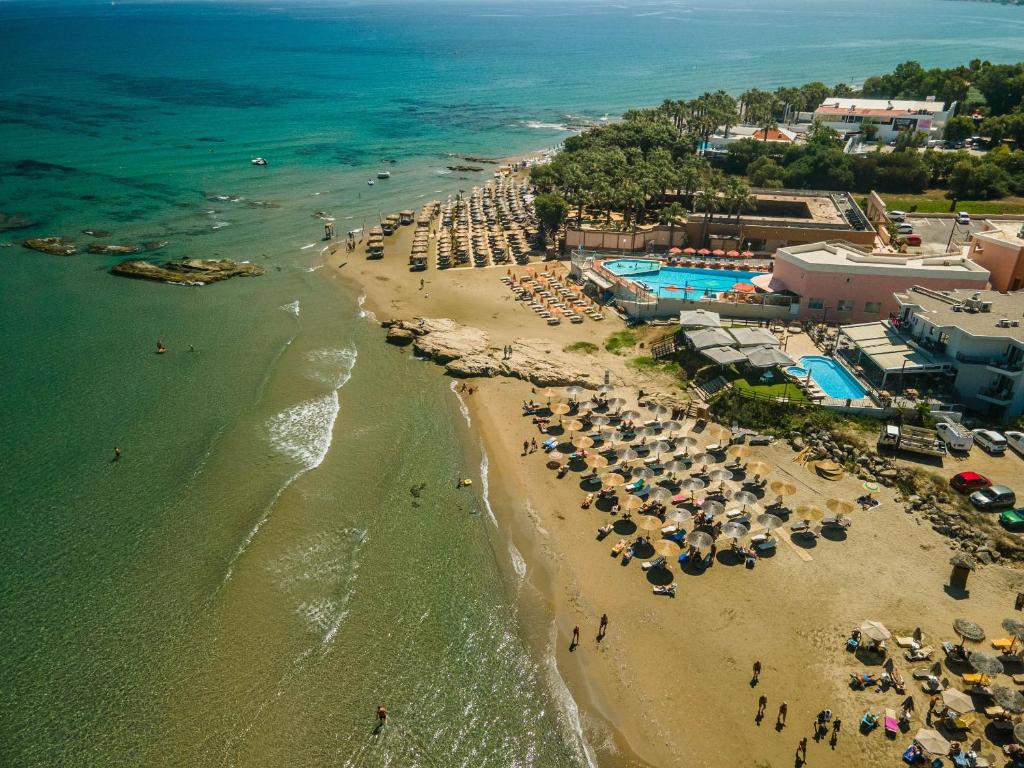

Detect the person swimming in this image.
[156,340,166,354]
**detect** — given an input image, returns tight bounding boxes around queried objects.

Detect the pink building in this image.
[966,220,1024,292]
[756,241,990,324]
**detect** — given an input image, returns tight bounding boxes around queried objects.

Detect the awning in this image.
[839,322,948,373]
[730,326,781,348]
[679,309,722,328]
[701,346,748,366]
[750,273,788,293]
[685,327,737,350]
[745,345,797,368]
[582,269,613,291]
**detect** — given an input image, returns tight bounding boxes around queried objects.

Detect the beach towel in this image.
[885,709,898,735]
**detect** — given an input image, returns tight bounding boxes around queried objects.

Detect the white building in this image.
[813,97,955,143]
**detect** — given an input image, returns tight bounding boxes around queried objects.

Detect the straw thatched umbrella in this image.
[969,651,1005,677]
[994,686,1024,714]
[678,477,706,502]
[726,444,751,459]
[651,440,673,459]
[794,504,825,525]
[622,495,645,511]
[676,436,698,454]
[756,512,784,531]
[551,402,571,416]
[632,467,656,481]
[664,459,689,478]
[733,490,760,511]
[666,509,693,527]
[1014,721,1024,745]
[617,447,639,463]
[687,530,714,549]
[826,498,856,517]
[705,423,730,442]
[565,385,585,399]
[650,487,674,504]
[562,418,584,434]
[745,460,771,478]
[1003,618,1024,641]
[572,435,594,450]
[606,397,627,411]
[648,403,670,419]
[590,414,611,427]
[637,426,659,440]
[540,387,560,400]
[942,688,976,714]
[653,539,680,558]
[621,409,643,421]
[859,620,892,642]
[702,500,726,519]
[915,728,950,756]
[586,455,609,470]
[707,468,734,484]
[770,480,797,497]
[690,453,713,470]
[662,420,683,435]
[636,515,665,532]
[953,618,986,643]
[721,521,748,541]
[600,473,625,488]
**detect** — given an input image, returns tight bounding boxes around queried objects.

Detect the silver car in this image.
[970,485,1016,510]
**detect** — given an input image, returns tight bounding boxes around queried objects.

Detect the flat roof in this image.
[895,286,1024,341]
[975,220,1024,248]
[778,241,990,276]
[839,322,948,372]
[816,97,948,114]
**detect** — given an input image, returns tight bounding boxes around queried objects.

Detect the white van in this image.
[936,422,974,452]
[973,429,1008,455]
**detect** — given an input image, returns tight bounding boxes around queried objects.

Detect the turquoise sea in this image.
[3,1,1023,766]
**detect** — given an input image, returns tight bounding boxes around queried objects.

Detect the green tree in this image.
[658,202,687,247]
[746,156,785,188]
[534,193,570,248]
[947,159,1012,207]
[862,123,879,143]
[893,129,928,151]
[694,174,723,246]
[943,115,975,143]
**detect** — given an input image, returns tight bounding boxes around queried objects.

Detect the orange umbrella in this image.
[726,250,740,257]
[697,248,711,256]
[712,249,726,257]
[741,250,754,258]
[683,247,696,255]
[669,247,683,254]
[732,282,756,293]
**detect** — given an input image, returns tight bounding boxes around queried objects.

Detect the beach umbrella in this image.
[1002,618,1024,641]
[707,468,734,487]
[859,620,892,642]
[551,402,571,416]
[733,490,759,511]
[562,419,584,435]
[606,397,627,410]
[690,452,713,469]
[702,500,725,519]
[590,414,611,427]
[678,477,706,494]
[597,384,615,394]
[712,249,726,257]
[756,512,784,531]
[666,509,693,526]
[1015,722,1024,745]
[770,480,797,497]
[572,435,594,450]
[540,387,560,400]
[647,403,670,418]
[636,515,665,532]
[608,431,629,445]
[683,247,696,255]
[746,460,771,479]
[705,424,730,442]
[653,539,679,558]
[969,651,1005,677]
[662,420,682,435]
[586,455,609,470]
[600,473,625,488]
[632,466,655,480]
[697,248,711,256]
[617,447,639,462]
[826,498,855,517]
[676,436,698,454]
[622,495,645,511]
[687,530,714,549]
[650,487,674,504]
[721,521,748,541]
[953,619,986,643]
[565,385,585,399]
[794,504,824,522]
[547,450,565,461]
[664,459,689,477]
[915,728,950,756]
[726,445,751,459]
[741,250,754,258]
[651,440,673,458]
[636,426,659,440]
[941,688,975,714]
[726,250,740,258]
[621,409,642,421]
[995,686,1024,714]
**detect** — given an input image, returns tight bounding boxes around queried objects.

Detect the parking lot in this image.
[902,214,985,256]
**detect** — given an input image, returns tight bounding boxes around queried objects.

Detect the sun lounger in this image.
[991,638,1016,651]
[641,555,666,570]
[611,539,628,556]
[961,672,990,685]
[667,529,686,543]
[911,668,933,680]
[542,438,557,451]
[822,516,852,529]
[896,636,919,649]
[661,524,678,535]
[906,646,934,661]
[885,709,899,736]
[754,538,776,552]
[791,520,810,533]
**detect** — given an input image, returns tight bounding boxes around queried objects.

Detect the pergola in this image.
[837,322,952,389]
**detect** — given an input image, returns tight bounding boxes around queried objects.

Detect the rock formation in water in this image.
[110,258,265,285]
[23,237,77,256]
[0,213,38,232]
[383,317,597,387]
[87,244,141,255]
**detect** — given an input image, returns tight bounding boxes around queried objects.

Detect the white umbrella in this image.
[859,620,891,642]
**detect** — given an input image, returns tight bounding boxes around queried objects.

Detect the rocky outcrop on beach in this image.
[110,258,265,285]
[383,317,598,387]
[447,165,484,172]
[0,213,38,232]
[87,244,141,255]
[23,236,77,256]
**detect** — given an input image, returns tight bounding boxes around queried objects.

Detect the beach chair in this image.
[961,672,990,685]
[754,537,776,553]
[861,712,878,731]
[906,646,934,662]
[611,539,628,556]
[667,529,687,544]
[542,437,557,451]
[991,638,1016,652]
[641,555,666,571]
[660,524,678,535]
[791,520,810,533]
[896,635,920,649]
[912,668,934,680]
[885,709,899,737]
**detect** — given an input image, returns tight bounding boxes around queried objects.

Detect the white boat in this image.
[377,170,391,179]
[251,157,268,166]
[367,179,375,185]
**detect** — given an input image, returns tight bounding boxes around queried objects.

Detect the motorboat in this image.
[377,170,391,179]
[367,179,375,185]
[251,157,268,166]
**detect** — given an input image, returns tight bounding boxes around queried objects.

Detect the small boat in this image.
[367,179,375,186]
[251,157,268,166]
[377,170,391,179]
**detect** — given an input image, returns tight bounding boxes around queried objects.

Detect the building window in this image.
[864,301,882,314]
[807,298,824,310]
[837,299,854,312]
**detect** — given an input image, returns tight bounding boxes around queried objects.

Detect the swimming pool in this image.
[786,355,868,400]
[603,259,759,298]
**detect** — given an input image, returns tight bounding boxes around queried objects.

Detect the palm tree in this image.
[658,202,687,247]
[722,177,755,222]
[694,177,722,248]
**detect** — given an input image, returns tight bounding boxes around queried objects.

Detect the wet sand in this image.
[324,217,1024,768]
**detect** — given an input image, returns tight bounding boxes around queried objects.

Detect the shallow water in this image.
[3,0,1023,764]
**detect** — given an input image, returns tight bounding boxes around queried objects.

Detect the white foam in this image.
[523,120,569,131]
[479,444,497,527]
[545,623,599,768]
[280,300,300,317]
[300,242,317,250]
[211,221,230,229]
[304,347,358,389]
[449,380,471,427]
[356,293,376,322]
[508,540,527,580]
[303,264,324,272]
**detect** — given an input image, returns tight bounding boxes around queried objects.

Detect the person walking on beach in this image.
[752,660,762,684]
[571,625,580,651]
[598,613,608,640]
[797,737,807,762]
[523,440,529,455]
[757,694,767,720]
[420,278,425,290]
[777,702,788,728]
[530,438,537,453]
[831,717,842,744]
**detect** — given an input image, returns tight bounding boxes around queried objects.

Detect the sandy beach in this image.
[324,210,1024,768]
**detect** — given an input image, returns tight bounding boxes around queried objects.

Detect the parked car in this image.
[887,210,907,222]
[1000,508,1024,531]
[936,421,974,451]
[905,234,922,246]
[896,223,914,235]
[970,484,1016,510]
[973,429,1008,455]
[956,211,971,225]
[951,471,992,493]
[1005,430,1024,457]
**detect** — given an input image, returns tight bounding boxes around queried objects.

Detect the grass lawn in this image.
[732,376,808,402]
[877,191,1024,215]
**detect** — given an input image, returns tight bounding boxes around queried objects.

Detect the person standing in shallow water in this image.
[113,447,121,461]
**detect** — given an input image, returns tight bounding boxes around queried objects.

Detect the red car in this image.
[951,471,991,493]
[905,234,922,246]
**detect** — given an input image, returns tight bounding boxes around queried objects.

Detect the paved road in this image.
[903,215,984,256]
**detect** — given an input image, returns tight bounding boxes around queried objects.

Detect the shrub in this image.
[564,341,598,354]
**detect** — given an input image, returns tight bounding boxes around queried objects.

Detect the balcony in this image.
[977,387,1014,405]
[955,352,1024,375]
